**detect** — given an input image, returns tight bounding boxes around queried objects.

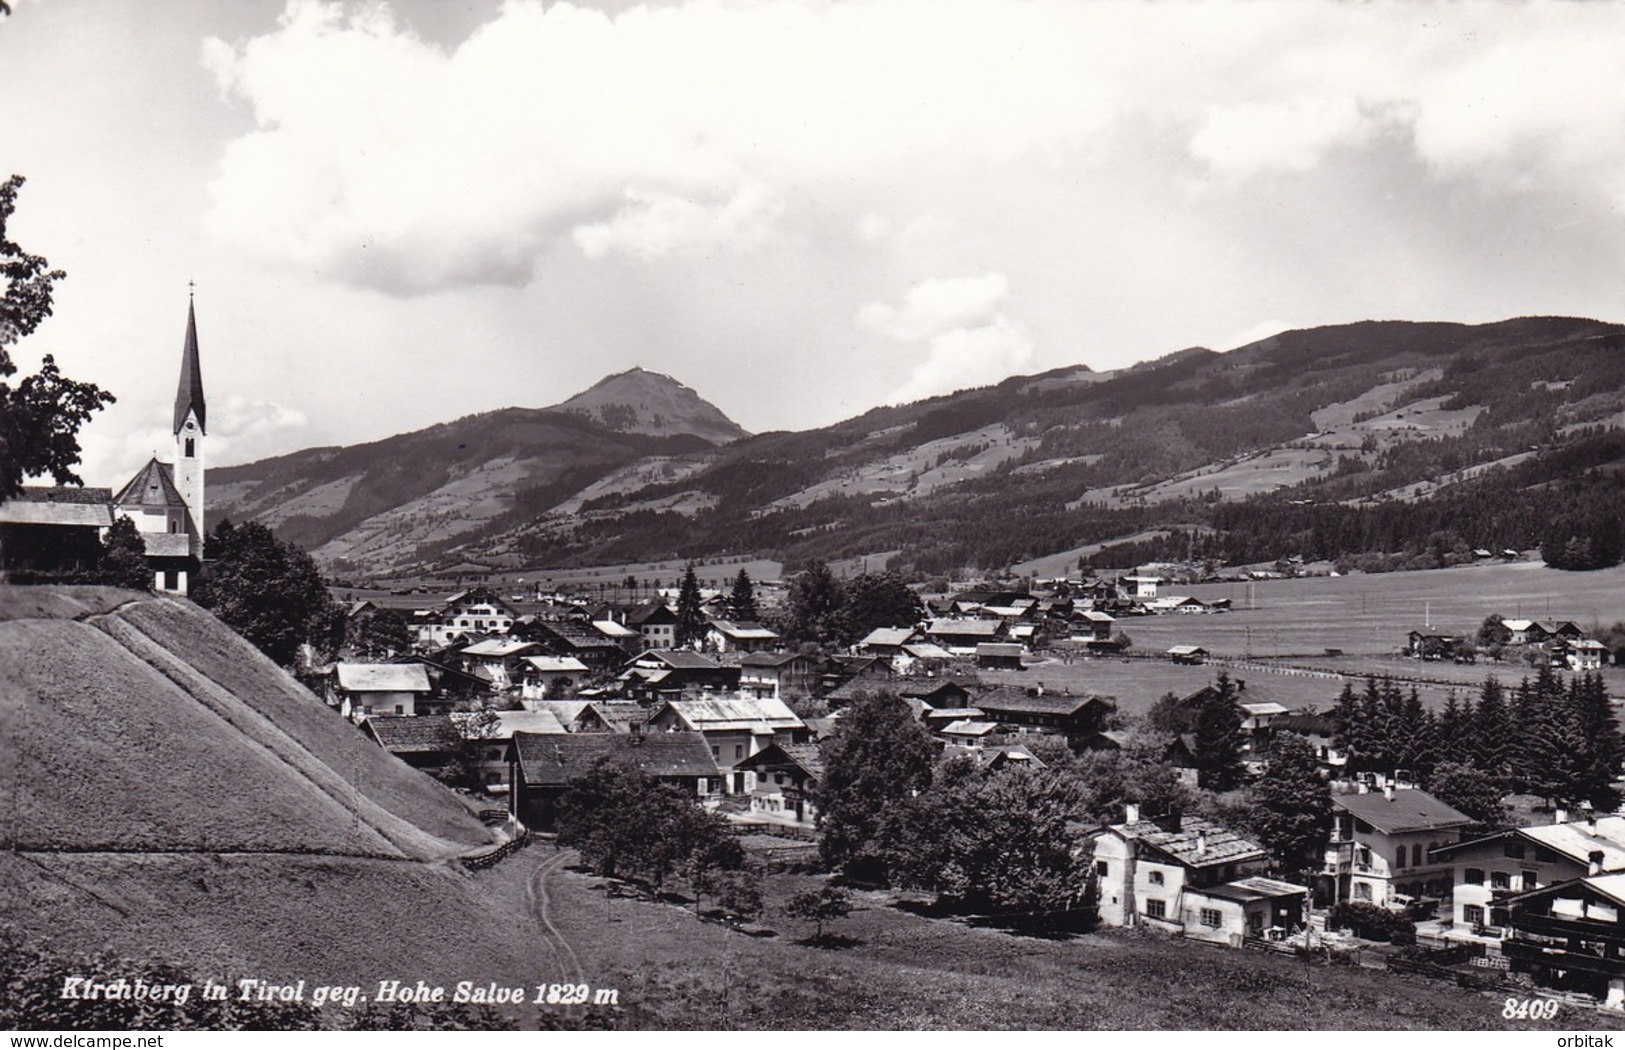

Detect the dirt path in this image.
[526,847,585,987]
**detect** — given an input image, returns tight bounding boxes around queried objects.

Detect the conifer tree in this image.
[1193,671,1246,792]
[1569,672,1624,811]
[674,563,708,648]
[726,567,758,622]
[1251,733,1332,879]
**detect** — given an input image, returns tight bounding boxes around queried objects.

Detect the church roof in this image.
[113,458,188,510]
[0,486,115,528]
[173,300,206,435]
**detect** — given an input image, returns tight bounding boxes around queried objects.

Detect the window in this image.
[735,744,744,760]
[1356,846,1372,868]
[711,746,720,759]
[1491,871,1511,890]
[1354,883,1372,901]
[1465,868,1486,885]
[169,519,179,533]
[184,438,195,457]
[1522,870,1537,892]
[1463,904,1484,925]
[1148,870,1165,886]
[162,569,178,591]
[394,705,404,714]
[1393,849,1405,870]
[1145,899,1166,919]
[1200,908,1222,928]
[1411,843,1423,868]
[1096,861,1109,877]
[1503,840,1526,859]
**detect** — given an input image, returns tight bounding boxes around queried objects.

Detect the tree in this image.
[725,568,758,622]
[0,175,116,500]
[1069,739,1189,824]
[1250,733,1331,879]
[1427,761,1506,827]
[1193,672,1246,792]
[715,870,763,927]
[674,563,707,648]
[786,560,846,646]
[192,519,339,667]
[346,606,411,658]
[784,886,853,941]
[98,514,151,591]
[1144,691,1197,736]
[882,758,1091,920]
[815,689,937,880]
[838,571,923,644]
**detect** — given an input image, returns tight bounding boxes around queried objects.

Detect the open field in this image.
[468,855,1615,1030]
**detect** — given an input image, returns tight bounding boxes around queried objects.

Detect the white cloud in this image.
[1190,96,1373,176]
[888,316,1035,406]
[856,273,1011,343]
[854,212,891,244]
[572,180,784,260]
[858,272,1033,403]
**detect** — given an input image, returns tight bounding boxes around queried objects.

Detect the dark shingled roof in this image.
[113,458,188,510]
[512,729,719,787]
[735,741,824,781]
[1115,816,1268,869]
[174,299,207,434]
[976,687,1108,717]
[366,714,460,754]
[1333,788,1472,834]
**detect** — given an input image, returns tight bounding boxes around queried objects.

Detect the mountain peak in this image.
[552,368,748,446]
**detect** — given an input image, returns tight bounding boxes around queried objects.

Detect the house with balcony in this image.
[1432,811,1625,932]
[414,588,520,648]
[732,742,822,826]
[1093,806,1308,945]
[1501,871,1625,1009]
[644,695,806,793]
[1325,786,1472,907]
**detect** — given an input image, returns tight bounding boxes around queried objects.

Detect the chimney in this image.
[1591,850,1605,877]
[1357,782,1369,794]
[1383,783,1394,801]
[1584,801,1597,831]
[1556,806,1569,825]
[1196,830,1208,857]
[1125,802,1140,825]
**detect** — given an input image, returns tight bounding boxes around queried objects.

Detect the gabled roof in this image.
[174,299,207,434]
[976,687,1108,718]
[859,627,919,648]
[1333,788,1472,834]
[707,618,779,640]
[1503,872,1625,910]
[901,642,954,661]
[740,651,811,668]
[653,696,803,732]
[1199,876,1310,904]
[976,642,1024,657]
[1167,645,1209,656]
[366,714,460,754]
[626,601,677,626]
[335,663,433,693]
[591,619,639,639]
[734,741,824,781]
[941,719,1000,736]
[634,649,723,670]
[1436,816,1625,869]
[462,638,540,658]
[1110,816,1268,869]
[522,655,590,674]
[1240,702,1288,717]
[926,618,1003,637]
[511,730,719,787]
[0,486,114,528]
[113,458,188,510]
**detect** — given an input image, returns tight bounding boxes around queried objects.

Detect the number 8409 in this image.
[1503,997,1560,1020]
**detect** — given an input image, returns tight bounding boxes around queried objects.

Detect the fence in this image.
[461,825,531,871]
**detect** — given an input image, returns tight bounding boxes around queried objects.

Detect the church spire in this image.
[173,294,206,436]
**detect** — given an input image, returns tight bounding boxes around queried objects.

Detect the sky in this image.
[2,0,1622,486]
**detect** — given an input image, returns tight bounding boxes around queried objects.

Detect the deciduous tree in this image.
[815,689,936,880]
[192,519,339,667]
[99,514,151,591]
[0,175,115,500]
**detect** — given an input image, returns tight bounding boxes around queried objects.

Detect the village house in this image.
[1074,609,1116,642]
[1268,711,1346,772]
[823,674,974,712]
[924,617,1005,654]
[329,662,435,721]
[732,741,822,826]
[506,729,721,830]
[364,714,461,770]
[0,487,113,576]
[625,600,679,650]
[460,638,544,692]
[415,589,521,649]
[1325,786,1472,907]
[644,695,806,793]
[974,686,1113,746]
[1558,639,1608,671]
[975,641,1025,670]
[1501,871,1625,1008]
[518,655,591,700]
[1167,644,1209,665]
[456,708,569,792]
[1432,810,1625,933]
[1093,806,1308,945]
[618,649,741,701]
[738,650,819,701]
[521,618,631,671]
[1406,629,1467,661]
[856,626,924,665]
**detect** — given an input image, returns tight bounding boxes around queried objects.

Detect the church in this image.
[0,298,207,594]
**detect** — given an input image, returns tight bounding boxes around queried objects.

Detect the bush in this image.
[1327,900,1416,943]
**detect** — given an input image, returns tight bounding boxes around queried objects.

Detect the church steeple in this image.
[173,294,206,436]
